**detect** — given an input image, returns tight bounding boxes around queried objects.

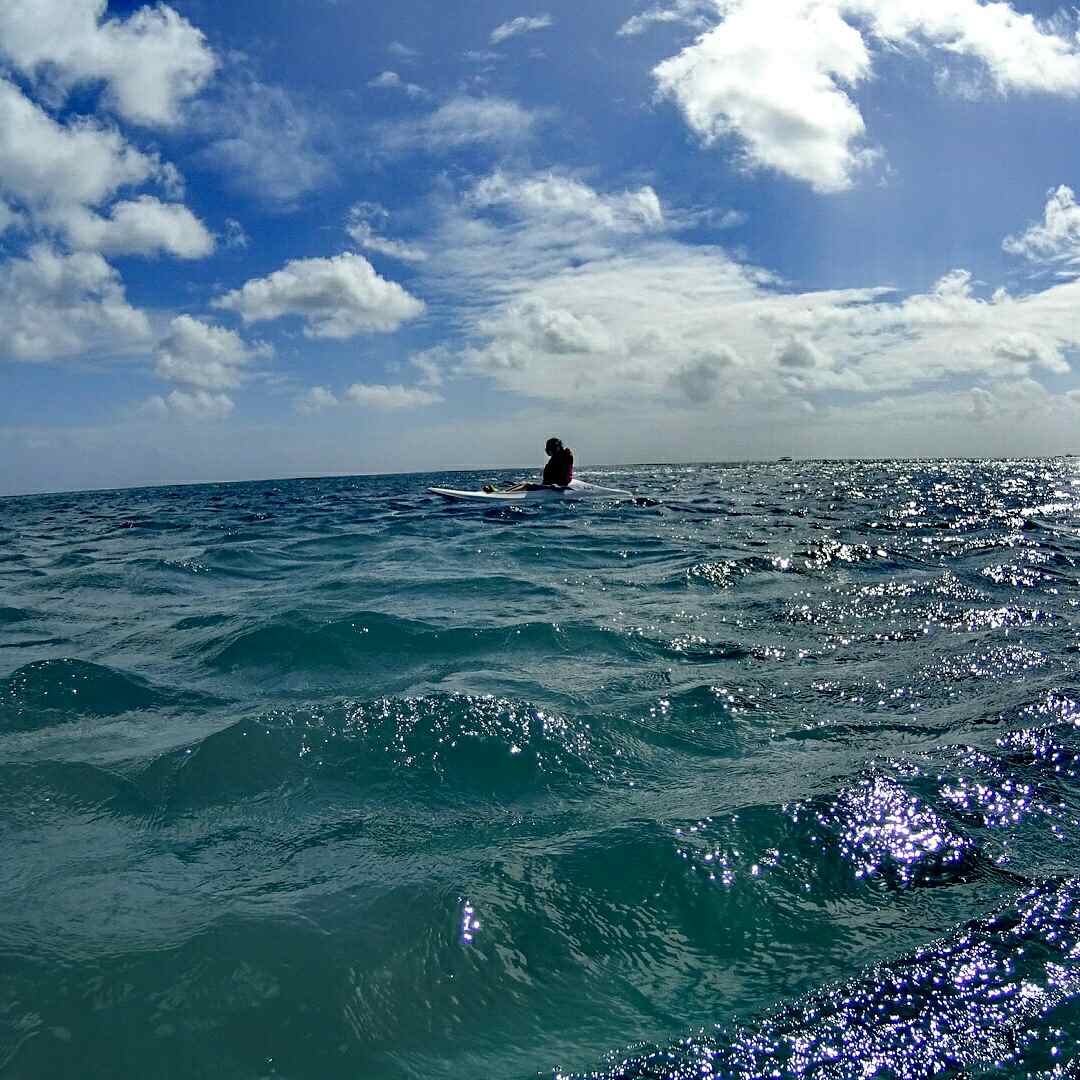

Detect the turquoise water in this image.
[2,460,1080,1079]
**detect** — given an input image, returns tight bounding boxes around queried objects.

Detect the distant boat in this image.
[778,455,793,462]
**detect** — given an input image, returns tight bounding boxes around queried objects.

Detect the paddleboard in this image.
[429,479,633,503]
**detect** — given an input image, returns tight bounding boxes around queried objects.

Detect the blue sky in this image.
[6,0,1080,494]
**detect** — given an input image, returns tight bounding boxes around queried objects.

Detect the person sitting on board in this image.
[484,437,574,492]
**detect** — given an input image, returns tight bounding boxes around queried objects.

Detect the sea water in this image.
[2,459,1079,1079]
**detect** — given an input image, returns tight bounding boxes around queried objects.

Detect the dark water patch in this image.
[47,551,96,569]
[0,636,71,650]
[0,760,151,825]
[0,607,36,626]
[172,612,234,630]
[282,532,381,558]
[0,659,219,728]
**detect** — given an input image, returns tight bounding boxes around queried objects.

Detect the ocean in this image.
[2,459,1079,1080]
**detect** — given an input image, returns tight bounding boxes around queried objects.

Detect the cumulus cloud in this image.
[213,252,425,338]
[59,196,214,258]
[416,172,1080,412]
[378,97,540,153]
[0,0,217,126]
[652,0,1080,192]
[1003,185,1080,268]
[0,78,158,211]
[477,297,613,355]
[154,315,269,390]
[776,337,829,369]
[854,0,1080,96]
[654,0,876,193]
[990,331,1068,374]
[0,244,151,362]
[490,14,554,44]
[344,383,442,408]
[668,347,741,402]
[0,79,213,258]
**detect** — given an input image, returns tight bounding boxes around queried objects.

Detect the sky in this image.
[6,0,1080,494]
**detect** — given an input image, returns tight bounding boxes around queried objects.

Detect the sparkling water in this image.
[2,460,1079,1078]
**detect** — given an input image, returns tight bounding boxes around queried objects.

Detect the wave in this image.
[201,610,749,687]
[0,658,218,729]
[143,694,614,814]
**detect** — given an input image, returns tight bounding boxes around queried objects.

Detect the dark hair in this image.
[545,436,563,453]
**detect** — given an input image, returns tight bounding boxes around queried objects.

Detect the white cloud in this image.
[344,383,442,408]
[0,0,217,127]
[388,41,421,60]
[347,222,429,262]
[0,244,151,362]
[970,386,993,421]
[1003,185,1080,268]
[654,0,876,193]
[346,205,428,263]
[990,331,1068,374]
[164,389,234,420]
[652,0,1080,192]
[421,172,669,299]
[213,252,425,338]
[416,173,1080,413]
[668,347,741,402]
[223,218,250,250]
[378,97,540,153]
[59,196,214,258]
[854,0,1080,96]
[155,315,269,390]
[296,385,339,414]
[367,70,425,97]
[0,78,158,212]
[618,1,713,37]
[192,77,334,205]
[409,346,450,387]
[491,14,554,44]
[776,336,829,369]
[478,297,613,355]
[0,78,213,257]
[472,172,664,232]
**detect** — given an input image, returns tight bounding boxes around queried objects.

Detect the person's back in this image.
[484,436,575,493]
[543,440,573,486]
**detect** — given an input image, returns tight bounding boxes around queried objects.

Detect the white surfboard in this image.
[429,478,634,503]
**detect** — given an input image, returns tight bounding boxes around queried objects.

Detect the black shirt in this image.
[543,447,574,486]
